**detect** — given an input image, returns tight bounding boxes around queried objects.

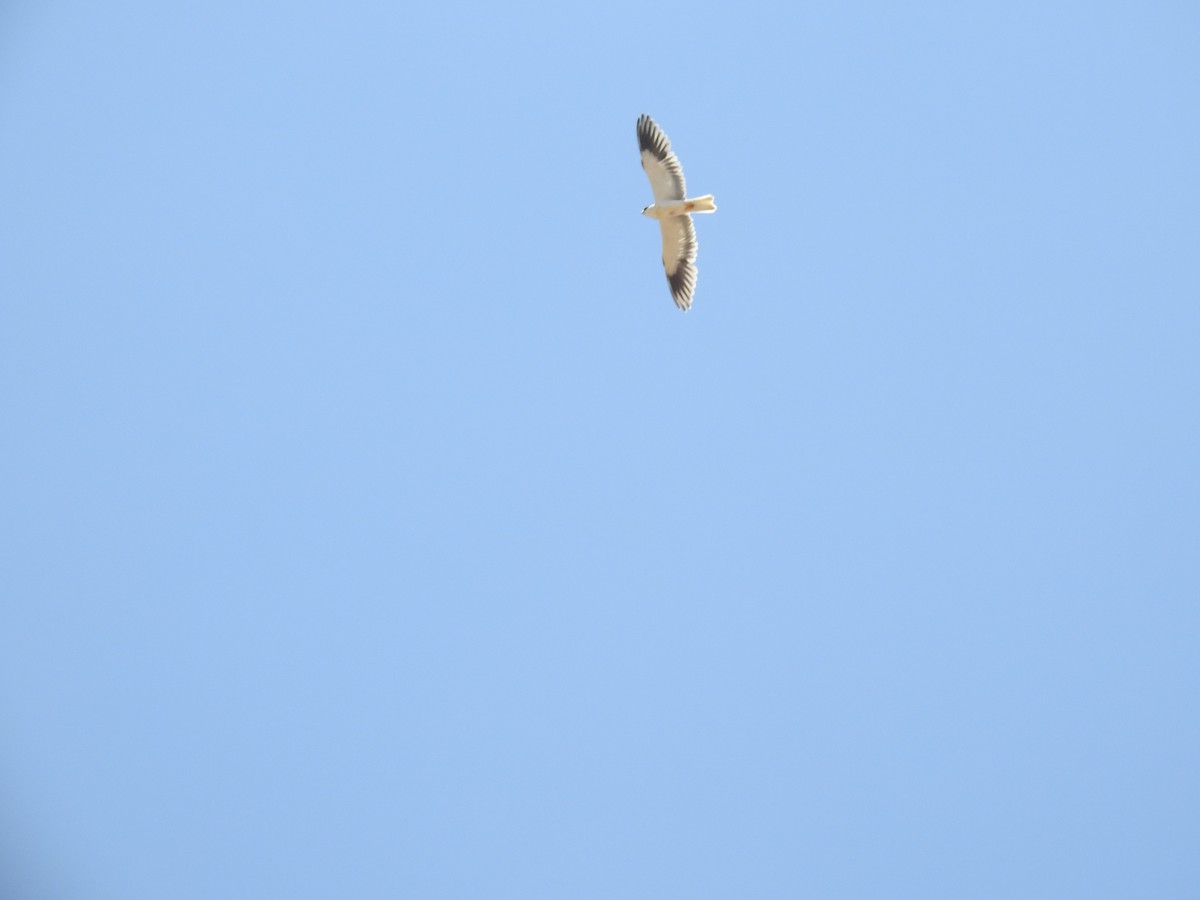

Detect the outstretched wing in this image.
[638,114,686,203]
[659,214,698,311]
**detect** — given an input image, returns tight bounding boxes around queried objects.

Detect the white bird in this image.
[638,114,717,311]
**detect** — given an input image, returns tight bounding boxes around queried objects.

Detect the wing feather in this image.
[638,114,686,203]
[659,214,698,311]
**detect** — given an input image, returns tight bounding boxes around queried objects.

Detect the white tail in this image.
[685,194,717,213]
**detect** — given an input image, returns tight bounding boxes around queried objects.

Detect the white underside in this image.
[643,196,717,219]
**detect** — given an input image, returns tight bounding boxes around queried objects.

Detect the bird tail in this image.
[685,195,717,213]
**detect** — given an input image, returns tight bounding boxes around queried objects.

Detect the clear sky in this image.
[2,1,1198,898]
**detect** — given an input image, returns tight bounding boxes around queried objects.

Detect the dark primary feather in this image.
[667,258,697,311]
[637,114,672,159]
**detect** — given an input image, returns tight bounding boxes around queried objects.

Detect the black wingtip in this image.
[637,114,670,157]
[666,264,697,312]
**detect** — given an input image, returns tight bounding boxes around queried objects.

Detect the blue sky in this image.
[2,1,1198,897]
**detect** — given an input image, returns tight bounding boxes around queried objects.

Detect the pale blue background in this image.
[2,1,1198,898]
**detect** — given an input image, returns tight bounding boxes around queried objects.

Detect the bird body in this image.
[641,195,717,219]
[637,114,716,311]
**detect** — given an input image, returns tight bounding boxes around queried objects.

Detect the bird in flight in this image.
[638,114,717,311]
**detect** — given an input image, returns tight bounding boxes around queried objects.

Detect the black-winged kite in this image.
[637,114,717,311]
